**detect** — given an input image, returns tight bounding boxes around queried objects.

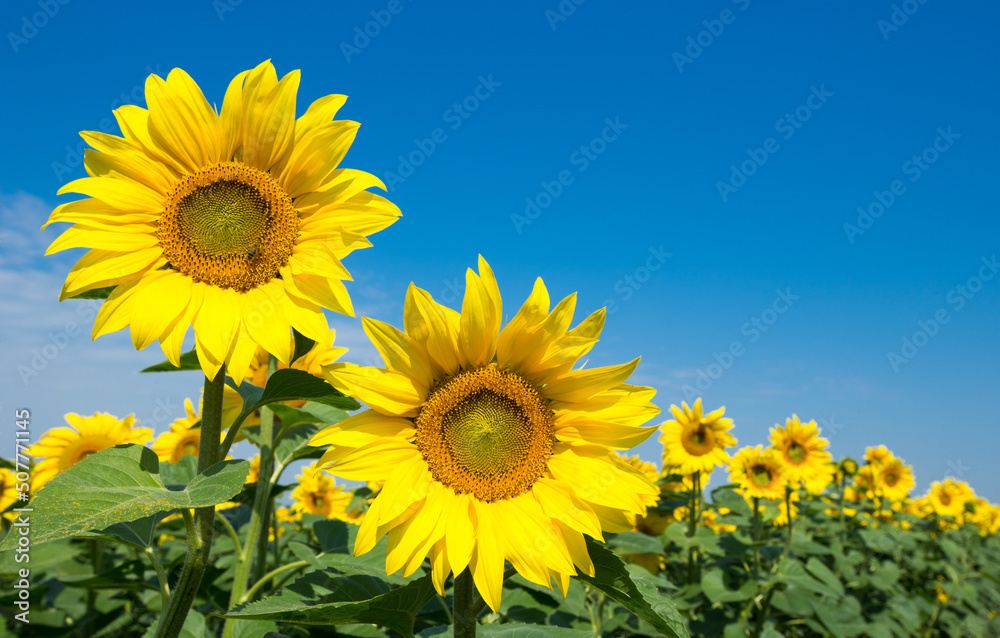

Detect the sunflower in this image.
[290,464,360,523]
[0,468,20,521]
[701,508,737,534]
[246,454,261,484]
[926,478,974,519]
[310,257,660,611]
[864,445,892,467]
[768,415,831,485]
[44,61,400,382]
[878,457,914,501]
[970,500,1000,536]
[774,490,800,527]
[802,461,836,495]
[221,331,346,428]
[728,445,786,501]
[28,413,153,490]
[659,399,735,475]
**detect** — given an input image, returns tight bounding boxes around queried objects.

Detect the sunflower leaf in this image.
[227,369,360,435]
[221,568,436,637]
[291,328,315,365]
[420,624,596,637]
[0,445,249,551]
[574,537,689,638]
[140,349,202,373]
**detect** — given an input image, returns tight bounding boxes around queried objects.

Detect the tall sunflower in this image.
[768,415,831,485]
[44,61,399,382]
[659,399,735,474]
[728,445,786,501]
[310,257,660,611]
[926,478,974,519]
[878,456,915,501]
[27,413,153,490]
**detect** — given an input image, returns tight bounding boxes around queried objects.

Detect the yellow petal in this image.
[310,410,415,447]
[145,70,222,172]
[324,438,421,481]
[191,284,242,372]
[496,277,550,368]
[322,363,425,417]
[543,358,640,403]
[286,272,354,317]
[278,121,359,198]
[445,493,475,575]
[555,419,659,450]
[60,248,164,299]
[470,502,505,613]
[532,477,603,540]
[430,539,452,595]
[404,285,460,378]
[295,94,348,141]
[159,282,204,367]
[129,272,192,350]
[220,70,250,159]
[243,67,299,170]
[458,267,499,368]
[57,176,163,212]
[362,317,433,392]
[242,287,292,364]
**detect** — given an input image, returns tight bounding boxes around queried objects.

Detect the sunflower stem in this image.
[454,568,478,638]
[686,470,701,585]
[783,484,794,558]
[222,356,278,638]
[153,367,224,638]
[751,496,761,582]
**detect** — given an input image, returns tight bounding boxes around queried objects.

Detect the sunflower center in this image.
[884,471,899,487]
[749,463,773,488]
[940,493,951,506]
[415,364,555,502]
[786,443,807,464]
[681,422,715,456]
[158,162,299,292]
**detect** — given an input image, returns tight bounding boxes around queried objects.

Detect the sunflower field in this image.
[2,60,999,638]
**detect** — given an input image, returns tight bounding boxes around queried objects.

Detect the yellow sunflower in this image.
[774,490,800,527]
[802,461,836,495]
[728,445,786,501]
[659,399,735,475]
[864,445,893,467]
[152,399,208,463]
[926,478,974,519]
[44,61,400,382]
[246,454,261,484]
[290,464,359,523]
[310,257,660,611]
[701,508,737,534]
[970,500,1000,536]
[768,415,831,485]
[28,413,153,490]
[878,457,915,501]
[221,331,347,428]
[0,468,21,521]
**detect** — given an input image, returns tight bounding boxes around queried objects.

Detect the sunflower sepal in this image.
[0,445,249,551]
[291,328,316,365]
[574,537,689,638]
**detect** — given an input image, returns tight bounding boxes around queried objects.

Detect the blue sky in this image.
[1,1,998,500]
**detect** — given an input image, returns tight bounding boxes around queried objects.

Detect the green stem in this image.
[243,560,309,603]
[752,497,761,582]
[216,510,242,557]
[454,568,477,638]
[222,355,278,638]
[153,367,225,638]
[686,471,701,585]
[783,484,794,558]
[143,546,171,609]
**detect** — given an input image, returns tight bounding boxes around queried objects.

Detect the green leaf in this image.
[700,569,758,603]
[420,624,595,637]
[810,594,866,638]
[291,328,315,365]
[66,285,115,300]
[160,456,200,487]
[804,557,844,598]
[574,538,689,638]
[775,557,842,600]
[140,349,201,373]
[0,445,249,550]
[710,485,753,517]
[78,513,165,548]
[222,569,437,637]
[227,369,360,434]
[606,531,665,556]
